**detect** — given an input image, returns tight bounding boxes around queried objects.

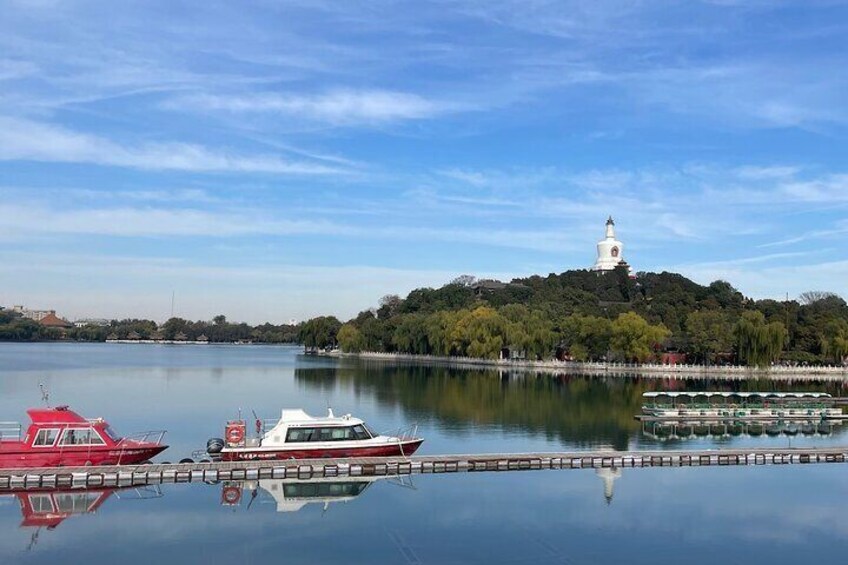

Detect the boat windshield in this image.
[101,425,120,441]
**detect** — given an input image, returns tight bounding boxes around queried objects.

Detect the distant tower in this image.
[592,216,627,272]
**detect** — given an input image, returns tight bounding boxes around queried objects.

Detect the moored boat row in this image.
[641,391,846,420]
[0,404,424,469]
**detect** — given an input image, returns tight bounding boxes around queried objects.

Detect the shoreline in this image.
[321,351,848,381]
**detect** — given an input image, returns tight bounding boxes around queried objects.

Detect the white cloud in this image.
[672,259,848,301]
[0,203,353,238]
[0,117,346,175]
[0,251,512,322]
[780,174,848,202]
[167,89,456,125]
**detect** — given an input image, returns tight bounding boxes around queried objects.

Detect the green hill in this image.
[301,268,848,367]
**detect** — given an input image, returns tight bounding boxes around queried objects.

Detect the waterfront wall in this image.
[331,351,848,381]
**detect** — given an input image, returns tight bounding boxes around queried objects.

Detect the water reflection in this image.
[2,485,162,551]
[642,418,844,441]
[220,475,412,514]
[295,360,848,450]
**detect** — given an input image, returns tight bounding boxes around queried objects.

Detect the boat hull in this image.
[0,444,168,468]
[220,438,424,461]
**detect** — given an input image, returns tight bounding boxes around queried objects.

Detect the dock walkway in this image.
[1,447,846,491]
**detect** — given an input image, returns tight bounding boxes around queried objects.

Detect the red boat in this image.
[0,405,167,468]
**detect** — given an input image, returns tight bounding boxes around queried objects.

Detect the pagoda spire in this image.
[605,216,616,239]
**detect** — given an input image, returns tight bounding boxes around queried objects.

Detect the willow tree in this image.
[449,306,509,359]
[298,316,342,350]
[821,320,848,364]
[392,313,431,354]
[337,323,364,353]
[610,312,670,363]
[500,304,557,360]
[734,311,786,367]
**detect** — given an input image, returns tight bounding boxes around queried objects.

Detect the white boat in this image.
[207,408,423,461]
[641,392,845,420]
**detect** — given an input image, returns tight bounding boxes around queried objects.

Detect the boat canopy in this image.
[642,392,831,399]
[276,409,363,426]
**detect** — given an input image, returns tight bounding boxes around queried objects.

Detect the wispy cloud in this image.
[0,117,346,175]
[0,200,581,253]
[167,89,461,125]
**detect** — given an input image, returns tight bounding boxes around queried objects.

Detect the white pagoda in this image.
[592,216,629,272]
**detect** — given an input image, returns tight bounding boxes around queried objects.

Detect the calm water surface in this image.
[1,343,847,564]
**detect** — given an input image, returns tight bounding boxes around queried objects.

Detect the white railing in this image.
[118,430,167,446]
[343,351,848,378]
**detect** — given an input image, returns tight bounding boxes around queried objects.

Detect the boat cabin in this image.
[0,406,167,467]
[1,406,116,449]
[225,409,379,448]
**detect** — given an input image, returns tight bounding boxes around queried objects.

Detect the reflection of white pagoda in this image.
[596,467,621,504]
[592,216,632,274]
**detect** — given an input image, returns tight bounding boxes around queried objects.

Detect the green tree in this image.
[298,316,342,350]
[392,314,430,354]
[685,310,733,365]
[610,312,670,363]
[450,307,508,359]
[337,323,365,353]
[560,314,613,361]
[734,311,786,367]
[820,320,848,365]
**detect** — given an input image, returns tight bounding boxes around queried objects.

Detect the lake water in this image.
[1,343,847,564]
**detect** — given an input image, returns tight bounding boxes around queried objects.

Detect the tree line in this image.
[300,269,848,367]
[0,311,299,344]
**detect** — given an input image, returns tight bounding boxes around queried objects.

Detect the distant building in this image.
[592,217,634,277]
[472,279,507,297]
[73,318,111,328]
[12,305,57,322]
[38,312,73,329]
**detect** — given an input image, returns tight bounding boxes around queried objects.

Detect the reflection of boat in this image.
[220,475,405,513]
[641,418,842,441]
[642,392,844,420]
[207,409,423,461]
[2,485,162,550]
[0,406,168,468]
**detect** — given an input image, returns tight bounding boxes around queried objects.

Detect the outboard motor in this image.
[207,437,225,454]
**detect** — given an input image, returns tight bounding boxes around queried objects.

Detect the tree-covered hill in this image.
[300,268,848,367]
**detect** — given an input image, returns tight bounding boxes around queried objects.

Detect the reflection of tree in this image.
[295,360,848,451]
[295,362,649,450]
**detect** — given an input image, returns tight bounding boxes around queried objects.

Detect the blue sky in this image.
[1,0,847,323]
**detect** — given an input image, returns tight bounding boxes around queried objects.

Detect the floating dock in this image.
[1,447,846,491]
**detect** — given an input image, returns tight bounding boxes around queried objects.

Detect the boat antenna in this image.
[38,383,50,407]
[251,409,261,436]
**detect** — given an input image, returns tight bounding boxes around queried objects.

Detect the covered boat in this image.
[641,392,845,420]
[0,406,167,468]
[207,409,423,461]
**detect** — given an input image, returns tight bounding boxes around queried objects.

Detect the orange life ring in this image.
[221,486,241,505]
[226,424,245,445]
